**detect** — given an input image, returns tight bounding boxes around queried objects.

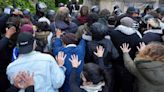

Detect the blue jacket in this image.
[12,47,19,62]
[53,38,86,92]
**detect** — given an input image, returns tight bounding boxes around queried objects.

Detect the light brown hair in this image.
[136,42,164,62]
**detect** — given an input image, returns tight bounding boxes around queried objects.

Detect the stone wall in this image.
[83,0,163,12]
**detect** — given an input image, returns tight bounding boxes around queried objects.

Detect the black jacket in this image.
[7,85,34,92]
[85,38,119,67]
[0,36,14,92]
[0,36,9,51]
[110,25,142,65]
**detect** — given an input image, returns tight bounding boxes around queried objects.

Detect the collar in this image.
[65,44,77,48]
[143,29,163,34]
[80,82,105,92]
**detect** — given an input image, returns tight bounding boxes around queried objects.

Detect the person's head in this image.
[99,9,111,20]
[80,6,89,16]
[58,3,65,7]
[120,17,136,28]
[35,2,47,17]
[136,42,164,62]
[108,16,116,26]
[20,24,34,34]
[87,13,99,26]
[126,6,140,17]
[20,18,32,27]
[7,16,21,32]
[37,17,51,32]
[156,7,164,20]
[90,22,108,41]
[147,18,161,29]
[91,5,100,14]
[82,63,105,85]
[61,33,78,46]
[46,10,56,22]
[23,9,31,19]
[144,4,153,14]
[17,32,36,54]
[55,7,70,23]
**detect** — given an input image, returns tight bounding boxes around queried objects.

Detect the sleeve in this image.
[123,53,138,76]
[50,56,65,89]
[69,68,82,92]
[53,38,63,55]
[110,41,119,59]
[7,85,19,92]
[0,37,9,51]
[25,86,34,92]
[78,39,86,53]
[97,57,105,69]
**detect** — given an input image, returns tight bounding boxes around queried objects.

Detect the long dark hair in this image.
[83,63,110,91]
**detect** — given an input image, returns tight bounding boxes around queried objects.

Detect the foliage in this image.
[0,0,35,13]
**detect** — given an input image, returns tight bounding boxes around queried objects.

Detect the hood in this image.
[135,58,164,85]
[115,25,142,38]
[55,20,69,30]
[80,82,105,92]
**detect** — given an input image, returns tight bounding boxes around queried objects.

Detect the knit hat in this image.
[61,33,78,45]
[120,17,135,28]
[20,24,34,34]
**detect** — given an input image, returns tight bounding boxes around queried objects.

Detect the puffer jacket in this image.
[123,53,164,92]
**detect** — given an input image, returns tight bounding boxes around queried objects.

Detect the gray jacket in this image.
[123,53,164,92]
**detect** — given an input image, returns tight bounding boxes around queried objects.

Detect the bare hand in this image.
[94,45,104,57]
[5,26,16,38]
[56,29,62,38]
[13,72,22,88]
[13,71,34,89]
[120,43,131,53]
[55,51,66,67]
[69,54,81,68]
[137,42,146,52]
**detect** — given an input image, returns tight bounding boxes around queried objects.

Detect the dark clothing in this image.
[0,36,9,51]
[0,36,12,92]
[7,85,34,92]
[86,38,119,67]
[55,20,78,33]
[69,58,109,92]
[110,25,142,92]
[0,14,10,34]
[142,29,163,44]
[85,38,118,92]
[77,16,88,25]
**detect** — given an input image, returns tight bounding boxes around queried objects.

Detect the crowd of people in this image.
[0,1,164,92]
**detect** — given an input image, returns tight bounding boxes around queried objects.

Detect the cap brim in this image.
[19,44,33,54]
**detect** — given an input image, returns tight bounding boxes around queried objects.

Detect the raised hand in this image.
[94,45,104,57]
[69,54,81,68]
[120,43,131,53]
[5,26,16,38]
[55,51,66,67]
[137,42,146,52]
[56,29,63,38]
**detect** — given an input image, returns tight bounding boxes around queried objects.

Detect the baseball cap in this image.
[17,32,34,54]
